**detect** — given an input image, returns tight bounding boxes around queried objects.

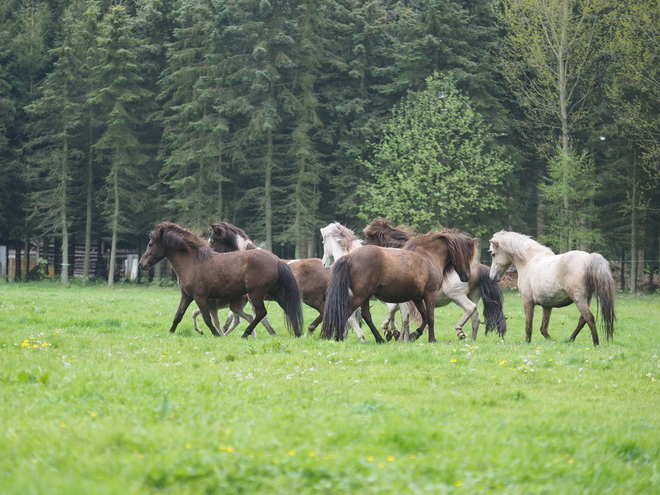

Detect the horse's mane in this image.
[363,218,413,248]
[490,230,553,259]
[405,229,477,273]
[209,222,258,251]
[152,222,214,260]
[323,222,362,251]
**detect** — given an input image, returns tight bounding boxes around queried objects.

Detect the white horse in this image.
[362,219,507,341]
[488,230,615,345]
[321,222,414,340]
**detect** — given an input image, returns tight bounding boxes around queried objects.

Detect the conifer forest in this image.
[0,0,658,290]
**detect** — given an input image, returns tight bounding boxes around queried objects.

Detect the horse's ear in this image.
[208,226,213,232]
[490,239,499,248]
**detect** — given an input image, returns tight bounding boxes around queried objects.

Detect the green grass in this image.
[1,281,659,494]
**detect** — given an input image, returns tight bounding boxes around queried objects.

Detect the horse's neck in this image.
[165,249,196,281]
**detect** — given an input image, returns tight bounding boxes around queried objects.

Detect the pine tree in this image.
[88,5,152,285]
[23,1,87,284]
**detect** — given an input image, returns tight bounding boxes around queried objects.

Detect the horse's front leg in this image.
[522,299,535,343]
[424,292,439,343]
[539,307,553,340]
[195,298,223,337]
[169,293,194,334]
[360,300,386,344]
[408,300,428,342]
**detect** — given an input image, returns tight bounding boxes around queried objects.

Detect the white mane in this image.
[490,230,554,260]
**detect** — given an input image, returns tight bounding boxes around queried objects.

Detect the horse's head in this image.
[139,223,170,270]
[488,232,513,282]
[208,222,256,252]
[320,225,341,268]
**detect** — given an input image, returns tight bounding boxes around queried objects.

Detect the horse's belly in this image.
[372,286,422,304]
[536,290,572,308]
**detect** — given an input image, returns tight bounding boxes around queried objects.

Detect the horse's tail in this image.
[320,256,353,341]
[587,254,616,341]
[477,264,507,338]
[276,262,304,337]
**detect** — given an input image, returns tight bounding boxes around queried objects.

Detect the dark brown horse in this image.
[320,230,477,343]
[363,219,506,340]
[139,222,303,338]
[208,222,331,336]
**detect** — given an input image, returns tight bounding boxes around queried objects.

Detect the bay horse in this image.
[488,230,615,345]
[207,222,333,337]
[320,230,477,343]
[320,222,407,339]
[363,219,506,341]
[190,222,276,337]
[138,222,303,338]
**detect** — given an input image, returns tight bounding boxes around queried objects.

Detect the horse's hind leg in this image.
[381,303,398,340]
[360,300,386,344]
[451,295,477,340]
[347,312,366,341]
[192,308,204,334]
[307,313,323,335]
[572,299,599,346]
[539,307,553,340]
[240,297,268,339]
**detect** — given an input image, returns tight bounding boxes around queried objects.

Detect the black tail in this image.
[274,262,304,337]
[477,264,507,338]
[587,254,616,341]
[320,256,353,340]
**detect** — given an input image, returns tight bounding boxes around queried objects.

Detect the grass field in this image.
[1,281,658,494]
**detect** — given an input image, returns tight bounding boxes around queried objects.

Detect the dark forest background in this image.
[0,0,658,291]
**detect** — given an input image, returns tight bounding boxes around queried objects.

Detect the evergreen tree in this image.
[88,5,152,285]
[23,1,87,284]
[157,0,229,232]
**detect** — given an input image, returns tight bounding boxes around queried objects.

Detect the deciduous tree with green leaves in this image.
[358,74,512,237]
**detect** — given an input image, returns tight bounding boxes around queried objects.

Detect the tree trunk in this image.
[83,116,94,283]
[630,151,638,294]
[264,128,273,251]
[61,134,70,285]
[108,165,119,286]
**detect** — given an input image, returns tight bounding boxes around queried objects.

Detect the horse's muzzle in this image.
[138,262,151,271]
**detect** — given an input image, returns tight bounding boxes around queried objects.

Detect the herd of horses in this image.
[138,220,617,346]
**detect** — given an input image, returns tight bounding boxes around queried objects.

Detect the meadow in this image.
[0,281,658,494]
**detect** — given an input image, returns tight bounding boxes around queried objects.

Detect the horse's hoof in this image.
[392,330,400,341]
[385,330,393,342]
[457,331,466,340]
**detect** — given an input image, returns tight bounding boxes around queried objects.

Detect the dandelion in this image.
[33,344,38,348]
[454,481,464,487]
[387,456,395,462]
[568,459,574,464]
[308,451,316,457]
[288,450,296,456]
[185,443,192,449]
[367,456,374,462]
[60,422,66,428]
[226,446,234,453]
[273,458,280,464]
[451,359,457,363]
[410,454,416,459]
[378,463,385,468]
[90,412,97,418]
[499,361,507,365]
